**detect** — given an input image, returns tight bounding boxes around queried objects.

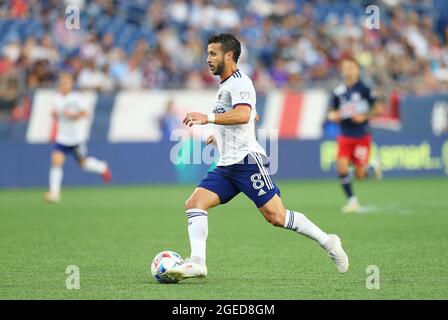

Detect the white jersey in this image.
[53,92,88,146]
[212,69,267,166]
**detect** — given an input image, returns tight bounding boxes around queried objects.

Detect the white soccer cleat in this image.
[165,258,208,281]
[323,234,349,273]
[43,192,60,203]
[342,196,360,213]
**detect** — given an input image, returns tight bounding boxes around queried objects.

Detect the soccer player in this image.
[166,33,349,281]
[327,57,383,213]
[44,72,112,203]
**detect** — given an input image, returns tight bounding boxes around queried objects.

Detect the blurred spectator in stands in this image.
[22,36,36,61]
[119,55,144,90]
[147,0,166,31]
[252,63,275,94]
[168,0,189,31]
[216,1,240,30]
[10,0,27,19]
[77,59,112,91]
[0,0,446,94]
[270,59,289,88]
[109,47,127,86]
[0,55,20,121]
[405,11,429,59]
[29,35,60,65]
[339,15,363,41]
[101,33,115,55]
[80,33,102,62]
[175,29,203,75]
[64,0,86,11]
[185,71,204,89]
[27,59,54,88]
[159,99,181,141]
[65,55,84,78]
[2,39,21,68]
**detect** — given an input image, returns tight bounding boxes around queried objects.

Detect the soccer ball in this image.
[150,251,183,284]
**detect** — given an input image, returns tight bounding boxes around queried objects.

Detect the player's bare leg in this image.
[259,195,349,273]
[365,158,383,180]
[166,187,220,281]
[44,151,65,203]
[355,165,368,180]
[78,156,112,183]
[338,157,360,213]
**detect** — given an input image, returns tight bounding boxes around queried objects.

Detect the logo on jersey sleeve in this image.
[239,91,250,100]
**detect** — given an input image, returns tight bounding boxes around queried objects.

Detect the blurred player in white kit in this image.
[44,72,112,203]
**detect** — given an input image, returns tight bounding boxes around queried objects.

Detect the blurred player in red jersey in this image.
[327,58,383,213]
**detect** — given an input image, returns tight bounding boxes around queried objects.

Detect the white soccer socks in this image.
[45,166,63,202]
[283,210,349,272]
[186,209,208,264]
[49,166,63,195]
[82,157,107,174]
[283,209,331,246]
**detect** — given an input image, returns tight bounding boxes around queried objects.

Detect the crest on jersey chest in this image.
[351,92,361,101]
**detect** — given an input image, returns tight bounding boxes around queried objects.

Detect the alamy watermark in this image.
[65,5,80,30]
[65,265,80,289]
[168,127,279,174]
[365,5,380,30]
[365,265,380,290]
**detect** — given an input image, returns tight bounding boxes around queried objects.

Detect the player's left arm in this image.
[63,109,89,120]
[183,105,251,127]
[352,88,382,124]
[63,94,89,120]
[327,91,341,122]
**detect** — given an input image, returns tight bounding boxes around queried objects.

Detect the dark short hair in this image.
[207,33,241,63]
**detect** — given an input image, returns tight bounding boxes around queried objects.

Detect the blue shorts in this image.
[198,153,281,208]
[54,143,87,162]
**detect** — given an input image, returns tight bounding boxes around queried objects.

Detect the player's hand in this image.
[63,109,78,119]
[328,111,341,122]
[206,135,216,145]
[352,114,368,124]
[183,112,207,127]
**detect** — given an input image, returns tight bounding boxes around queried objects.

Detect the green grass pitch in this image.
[1,177,447,299]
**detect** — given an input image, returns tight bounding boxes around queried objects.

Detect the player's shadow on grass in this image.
[144,278,208,286]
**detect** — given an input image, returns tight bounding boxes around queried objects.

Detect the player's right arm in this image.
[214,105,251,125]
[63,94,89,120]
[63,109,88,120]
[214,80,253,125]
[183,105,251,127]
[327,91,341,123]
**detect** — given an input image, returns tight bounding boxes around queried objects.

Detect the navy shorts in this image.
[198,153,281,208]
[54,143,87,162]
